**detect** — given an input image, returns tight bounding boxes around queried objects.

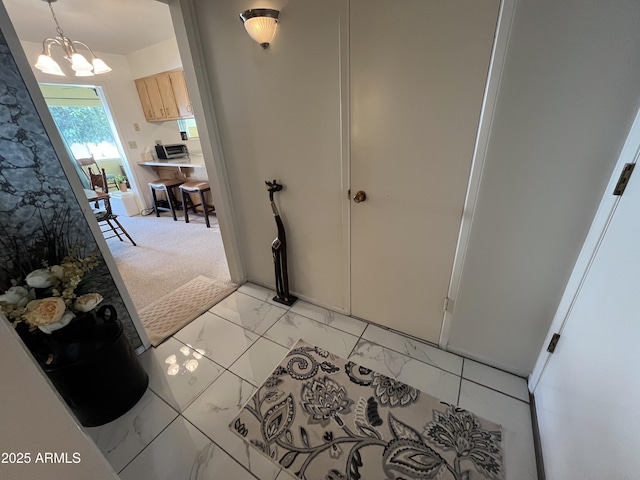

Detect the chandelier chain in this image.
[47,0,65,37]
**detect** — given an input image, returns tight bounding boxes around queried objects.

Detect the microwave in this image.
[155,144,189,160]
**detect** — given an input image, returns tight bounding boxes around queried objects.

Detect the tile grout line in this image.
[282,306,369,337]
[261,316,363,354]
[180,416,262,480]
[116,416,178,475]
[239,286,530,390]
[232,290,292,315]
[461,377,531,404]
[228,335,288,388]
[457,359,464,405]
[348,323,370,357]
[237,286,369,337]
[236,286,293,310]
[172,325,257,372]
[236,286,467,378]
[178,295,526,403]
[106,391,178,474]
[160,361,265,478]
[365,321,441,350]
[352,334,464,379]
[171,302,340,480]
[259,305,464,380]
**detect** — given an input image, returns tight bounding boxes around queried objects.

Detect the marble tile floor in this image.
[85,283,538,480]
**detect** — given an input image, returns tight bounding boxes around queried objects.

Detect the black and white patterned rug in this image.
[230,339,504,480]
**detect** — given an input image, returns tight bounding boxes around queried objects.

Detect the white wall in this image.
[127,37,182,79]
[191,0,347,308]
[447,0,640,375]
[0,317,119,480]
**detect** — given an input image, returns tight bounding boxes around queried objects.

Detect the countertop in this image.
[138,159,206,168]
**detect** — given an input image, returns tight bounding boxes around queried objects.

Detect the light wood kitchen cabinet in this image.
[169,70,193,117]
[134,69,193,122]
[134,78,156,121]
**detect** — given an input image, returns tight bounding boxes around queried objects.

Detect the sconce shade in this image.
[240,9,279,48]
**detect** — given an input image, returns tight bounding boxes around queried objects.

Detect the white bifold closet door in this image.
[350,0,500,342]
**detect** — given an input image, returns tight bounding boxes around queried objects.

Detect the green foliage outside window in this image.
[48,106,116,146]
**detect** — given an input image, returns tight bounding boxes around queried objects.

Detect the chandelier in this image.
[34,0,111,77]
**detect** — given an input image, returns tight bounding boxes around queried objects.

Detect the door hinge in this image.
[613,163,635,196]
[443,297,450,313]
[546,333,561,353]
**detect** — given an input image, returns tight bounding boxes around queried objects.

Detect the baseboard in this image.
[529,393,547,480]
[446,345,530,378]
[244,279,350,315]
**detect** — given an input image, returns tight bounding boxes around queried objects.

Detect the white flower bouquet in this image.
[0,252,103,334]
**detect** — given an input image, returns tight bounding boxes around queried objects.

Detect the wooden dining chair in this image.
[76,155,119,190]
[88,168,136,246]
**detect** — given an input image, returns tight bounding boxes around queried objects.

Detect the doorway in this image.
[36,82,232,312]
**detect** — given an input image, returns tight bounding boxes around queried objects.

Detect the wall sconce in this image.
[239,8,279,49]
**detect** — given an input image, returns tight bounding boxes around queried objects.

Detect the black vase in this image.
[17,305,148,427]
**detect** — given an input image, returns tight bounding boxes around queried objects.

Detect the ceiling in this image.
[3,0,175,55]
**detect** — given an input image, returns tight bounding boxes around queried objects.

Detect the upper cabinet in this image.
[168,70,193,118]
[134,69,193,122]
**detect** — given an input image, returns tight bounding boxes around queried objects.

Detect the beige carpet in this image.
[231,339,504,480]
[104,212,232,310]
[140,275,237,346]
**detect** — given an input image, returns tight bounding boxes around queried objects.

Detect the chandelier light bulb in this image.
[70,53,92,72]
[34,54,65,76]
[91,57,112,74]
[74,70,95,77]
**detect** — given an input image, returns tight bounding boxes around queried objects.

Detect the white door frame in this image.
[528,107,640,391]
[165,0,245,284]
[439,0,517,349]
[339,0,351,313]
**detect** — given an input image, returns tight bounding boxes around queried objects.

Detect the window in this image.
[40,84,121,160]
[177,118,199,139]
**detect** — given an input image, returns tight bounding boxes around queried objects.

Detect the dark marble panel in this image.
[0,30,141,349]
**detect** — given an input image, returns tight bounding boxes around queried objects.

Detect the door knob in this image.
[353,190,367,203]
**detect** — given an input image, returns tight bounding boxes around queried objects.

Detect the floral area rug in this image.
[230,339,504,480]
